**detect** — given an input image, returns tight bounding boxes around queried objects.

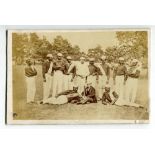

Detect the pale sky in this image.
[37,31,118,52]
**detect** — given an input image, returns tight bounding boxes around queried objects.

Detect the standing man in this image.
[68,57,89,95]
[125,59,141,103]
[113,57,127,100]
[42,54,53,103]
[64,56,75,90]
[52,53,65,97]
[87,58,99,88]
[97,56,110,99]
[25,59,37,104]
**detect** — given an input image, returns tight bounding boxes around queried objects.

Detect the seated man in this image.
[80,82,97,104]
[102,84,119,105]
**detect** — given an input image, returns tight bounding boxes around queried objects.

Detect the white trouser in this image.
[52,70,63,97]
[26,76,36,103]
[125,77,138,103]
[63,74,74,91]
[98,75,107,99]
[115,76,124,100]
[76,76,86,95]
[43,73,53,101]
[68,74,74,90]
[87,75,96,88]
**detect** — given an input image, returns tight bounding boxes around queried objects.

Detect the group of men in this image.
[24,52,142,107]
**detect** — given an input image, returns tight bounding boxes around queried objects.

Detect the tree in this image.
[51,35,81,60]
[52,36,72,54]
[12,33,30,64]
[12,33,29,57]
[27,33,53,59]
[71,45,81,60]
[12,33,83,62]
[105,46,118,62]
[37,36,53,58]
[87,45,104,60]
[116,31,148,58]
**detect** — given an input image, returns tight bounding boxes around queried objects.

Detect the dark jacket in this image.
[98,63,110,80]
[42,60,53,79]
[52,59,66,73]
[64,61,71,75]
[88,64,99,75]
[25,66,37,77]
[102,91,118,104]
[82,86,97,103]
[64,61,76,80]
[113,64,127,81]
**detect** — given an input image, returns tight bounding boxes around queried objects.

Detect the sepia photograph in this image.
[7,29,149,124]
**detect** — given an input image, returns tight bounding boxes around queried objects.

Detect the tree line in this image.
[12,31,148,64]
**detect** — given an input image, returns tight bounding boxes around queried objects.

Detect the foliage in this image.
[116,31,148,58]
[12,31,148,64]
[87,45,104,61]
[51,36,81,59]
[12,33,29,57]
[12,33,82,62]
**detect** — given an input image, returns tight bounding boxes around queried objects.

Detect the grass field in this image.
[12,65,149,121]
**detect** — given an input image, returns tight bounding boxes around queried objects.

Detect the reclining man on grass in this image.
[41,82,97,105]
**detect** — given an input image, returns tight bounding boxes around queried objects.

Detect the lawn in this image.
[12,65,149,121]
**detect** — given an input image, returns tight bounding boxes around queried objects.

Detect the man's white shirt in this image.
[68,61,89,77]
